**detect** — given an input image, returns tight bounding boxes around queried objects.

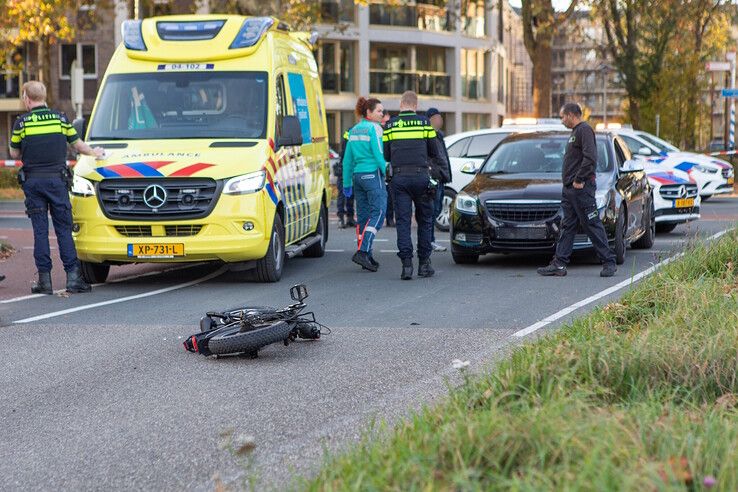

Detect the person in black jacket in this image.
[538,103,616,278]
[425,108,451,252]
[335,129,356,228]
[383,91,440,280]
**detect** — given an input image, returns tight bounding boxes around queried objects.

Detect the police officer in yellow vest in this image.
[9,81,104,294]
[383,91,440,280]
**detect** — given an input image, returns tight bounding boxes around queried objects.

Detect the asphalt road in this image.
[1,197,737,491]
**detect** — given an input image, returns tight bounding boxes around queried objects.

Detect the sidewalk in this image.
[0,201,162,300]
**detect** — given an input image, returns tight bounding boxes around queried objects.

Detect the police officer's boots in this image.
[338,214,346,229]
[66,266,92,293]
[418,258,435,278]
[31,272,53,295]
[401,259,413,280]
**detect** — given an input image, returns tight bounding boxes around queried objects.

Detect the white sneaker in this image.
[431,242,447,252]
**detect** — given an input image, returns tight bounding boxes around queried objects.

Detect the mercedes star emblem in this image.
[143,184,167,209]
[678,185,687,198]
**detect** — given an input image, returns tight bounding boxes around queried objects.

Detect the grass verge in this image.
[303,231,738,491]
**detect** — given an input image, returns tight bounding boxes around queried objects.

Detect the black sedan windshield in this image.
[88,71,268,140]
[481,136,612,174]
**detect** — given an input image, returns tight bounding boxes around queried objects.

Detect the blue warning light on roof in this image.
[122,20,147,51]
[156,20,226,41]
[229,17,274,49]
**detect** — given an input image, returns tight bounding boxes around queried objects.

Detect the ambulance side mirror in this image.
[72,117,86,139]
[277,116,303,148]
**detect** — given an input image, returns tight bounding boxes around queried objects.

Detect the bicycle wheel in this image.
[207,320,293,355]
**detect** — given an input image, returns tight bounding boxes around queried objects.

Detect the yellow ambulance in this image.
[70,15,331,282]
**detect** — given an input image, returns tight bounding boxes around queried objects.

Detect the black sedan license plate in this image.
[127,243,184,258]
[497,226,548,240]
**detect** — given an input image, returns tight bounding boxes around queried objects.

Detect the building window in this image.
[369,44,450,96]
[497,56,505,104]
[59,44,97,80]
[462,113,491,132]
[370,44,412,95]
[461,0,486,38]
[369,0,451,32]
[320,0,355,23]
[317,41,355,93]
[461,49,487,100]
[416,46,450,97]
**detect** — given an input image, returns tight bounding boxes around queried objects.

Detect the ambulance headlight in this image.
[71,175,96,197]
[224,171,266,195]
[122,20,147,51]
[230,17,274,49]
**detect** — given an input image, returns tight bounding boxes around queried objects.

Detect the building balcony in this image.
[369,2,452,33]
[369,70,451,97]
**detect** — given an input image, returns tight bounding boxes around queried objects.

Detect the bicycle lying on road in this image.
[183,284,327,358]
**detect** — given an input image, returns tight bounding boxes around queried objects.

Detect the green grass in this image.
[302,231,738,491]
[0,167,20,189]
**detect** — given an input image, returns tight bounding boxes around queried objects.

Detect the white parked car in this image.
[607,127,732,199]
[437,120,566,230]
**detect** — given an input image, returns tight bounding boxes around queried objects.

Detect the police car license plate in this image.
[729,177,734,185]
[675,198,695,208]
[128,243,184,258]
[497,226,548,240]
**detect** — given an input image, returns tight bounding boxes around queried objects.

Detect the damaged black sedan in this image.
[450,131,654,265]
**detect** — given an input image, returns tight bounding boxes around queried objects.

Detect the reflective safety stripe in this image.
[365,226,378,234]
[384,130,427,140]
[349,135,371,142]
[23,124,63,136]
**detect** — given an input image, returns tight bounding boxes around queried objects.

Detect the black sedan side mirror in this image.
[277,116,303,148]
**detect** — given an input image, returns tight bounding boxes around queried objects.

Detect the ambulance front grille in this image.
[114,225,203,237]
[97,178,221,221]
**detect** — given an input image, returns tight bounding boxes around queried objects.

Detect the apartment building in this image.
[551,10,626,122]
[314,0,509,148]
[2,0,515,155]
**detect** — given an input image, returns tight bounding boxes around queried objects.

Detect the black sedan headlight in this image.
[454,192,478,214]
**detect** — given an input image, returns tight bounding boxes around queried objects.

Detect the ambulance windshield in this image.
[88,71,268,140]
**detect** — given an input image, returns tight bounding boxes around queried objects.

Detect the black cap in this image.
[426,107,441,118]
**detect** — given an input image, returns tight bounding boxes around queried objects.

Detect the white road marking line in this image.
[380,249,400,253]
[0,263,206,304]
[326,249,346,252]
[512,229,730,338]
[12,266,228,324]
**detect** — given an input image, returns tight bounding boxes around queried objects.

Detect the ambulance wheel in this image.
[254,214,285,282]
[207,321,292,355]
[303,203,327,258]
[80,261,109,284]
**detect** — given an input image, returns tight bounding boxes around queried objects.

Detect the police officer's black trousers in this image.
[22,177,80,273]
[336,179,354,219]
[392,171,434,262]
[554,181,616,266]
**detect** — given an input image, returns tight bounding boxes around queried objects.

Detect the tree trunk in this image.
[532,42,552,117]
[628,95,640,129]
[36,38,53,106]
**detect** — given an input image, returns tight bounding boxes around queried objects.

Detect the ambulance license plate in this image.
[675,198,695,208]
[128,243,184,258]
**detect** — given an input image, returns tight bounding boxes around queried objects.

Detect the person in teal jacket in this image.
[342,96,387,272]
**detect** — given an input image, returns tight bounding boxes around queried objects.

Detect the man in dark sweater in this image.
[537,103,617,278]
